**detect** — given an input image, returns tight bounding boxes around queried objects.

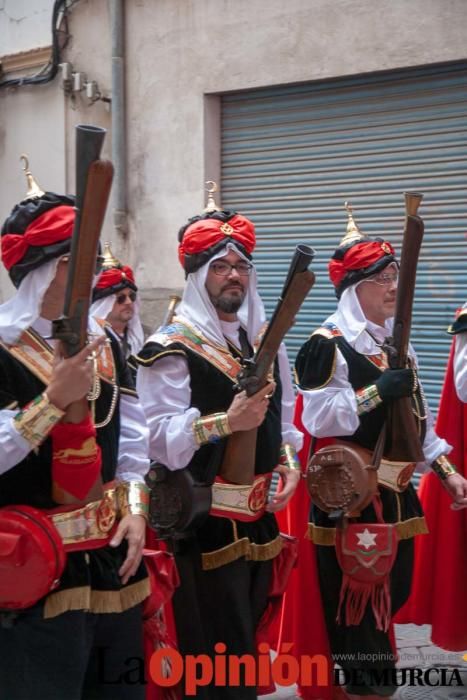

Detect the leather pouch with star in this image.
[335,522,399,632]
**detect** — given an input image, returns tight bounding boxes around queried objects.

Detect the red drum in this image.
[0,505,66,610]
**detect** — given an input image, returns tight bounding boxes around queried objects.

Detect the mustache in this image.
[221,283,244,292]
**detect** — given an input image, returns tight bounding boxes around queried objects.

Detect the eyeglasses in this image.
[116,291,137,304]
[365,271,398,287]
[209,261,253,277]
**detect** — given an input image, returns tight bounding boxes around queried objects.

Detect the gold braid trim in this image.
[306,516,428,546]
[43,578,150,619]
[306,524,336,546]
[202,534,283,571]
[90,578,151,614]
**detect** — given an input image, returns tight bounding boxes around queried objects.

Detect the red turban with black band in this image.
[93,265,137,302]
[329,238,396,299]
[178,212,256,274]
[1,192,75,288]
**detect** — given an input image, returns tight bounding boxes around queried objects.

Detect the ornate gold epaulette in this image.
[311,324,342,340]
[147,320,198,349]
[140,318,242,382]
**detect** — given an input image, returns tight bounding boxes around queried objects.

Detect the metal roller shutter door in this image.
[221,61,467,415]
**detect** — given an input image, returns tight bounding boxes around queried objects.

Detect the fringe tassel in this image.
[44,578,150,619]
[44,586,91,619]
[337,576,391,632]
[91,578,151,613]
[145,608,181,700]
[371,578,391,632]
[202,534,283,570]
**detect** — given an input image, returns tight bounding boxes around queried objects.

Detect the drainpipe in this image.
[110,0,128,238]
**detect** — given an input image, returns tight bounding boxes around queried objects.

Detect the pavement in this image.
[263,624,467,699]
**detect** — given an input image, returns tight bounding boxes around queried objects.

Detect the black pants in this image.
[0,603,145,700]
[317,537,414,697]
[172,538,273,700]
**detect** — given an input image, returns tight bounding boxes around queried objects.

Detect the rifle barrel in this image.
[63,125,107,317]
[404,191,423,217]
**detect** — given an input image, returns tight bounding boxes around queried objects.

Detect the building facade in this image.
[1,0,466,406]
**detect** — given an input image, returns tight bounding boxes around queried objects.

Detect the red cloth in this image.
[95,265,136,289]
[328,240,394,288]
[1,205,74,270]
[396,342,467,650]
[51,415,102,500]
[274,394,334,700]
[178,214,256,267]
[144,530,181,700]
[256,534,299,695]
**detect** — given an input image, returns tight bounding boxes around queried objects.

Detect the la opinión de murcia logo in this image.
[97,643,466,696]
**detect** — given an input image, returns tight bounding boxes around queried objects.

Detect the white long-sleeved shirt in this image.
[137,319,303,469]
[454,332,467,403]
[299,312,450,467]
[0,318,149,482]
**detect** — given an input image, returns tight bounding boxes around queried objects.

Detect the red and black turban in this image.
[178,211,256,275]
[92,264,137,301]
[329,238,396,299]
[1,192,75,288]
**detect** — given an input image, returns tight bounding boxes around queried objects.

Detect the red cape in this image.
[396,342,467,650]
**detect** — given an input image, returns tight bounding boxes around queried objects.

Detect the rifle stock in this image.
[384,192,425,462]
[220,245,315,484]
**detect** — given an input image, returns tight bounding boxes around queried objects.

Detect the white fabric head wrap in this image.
[176,242,266,348]
[0,258,60,344]
[90,294,145,355]
[331,283,394,354]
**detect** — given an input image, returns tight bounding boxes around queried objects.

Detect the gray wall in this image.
[1,0,466,328]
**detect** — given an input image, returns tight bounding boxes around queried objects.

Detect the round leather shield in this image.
[306,442,378,516]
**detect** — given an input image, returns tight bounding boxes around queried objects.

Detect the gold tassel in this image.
[396,516,428,540]
[307,523,336,546]
[44,586,92,619]
[43,578,150,619]
[90,578,151,613]
[202,535,283,571]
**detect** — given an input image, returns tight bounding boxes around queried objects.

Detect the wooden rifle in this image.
[383,192,425,462]
[220,244,316,485]
[51,124,114,503]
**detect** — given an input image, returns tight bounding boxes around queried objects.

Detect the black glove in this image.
[375,368,415,401]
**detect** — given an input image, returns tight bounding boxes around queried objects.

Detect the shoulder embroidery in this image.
[311,322,343,340]
[145,318,242,382]
[0,328,116,386]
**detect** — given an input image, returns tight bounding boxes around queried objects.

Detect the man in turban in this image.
[0,171,150,700]
[91,242,145,381]
[292,204,467,699]
[136,196,302,699]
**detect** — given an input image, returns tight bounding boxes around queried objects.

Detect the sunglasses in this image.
[116,291,137,304]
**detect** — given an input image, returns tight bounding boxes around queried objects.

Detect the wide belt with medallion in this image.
[47,482,120,551]
[0,481,149,611]
[210,473,272,522]
[377,458,416,493]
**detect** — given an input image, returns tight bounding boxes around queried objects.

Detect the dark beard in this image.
[209,290,245,314]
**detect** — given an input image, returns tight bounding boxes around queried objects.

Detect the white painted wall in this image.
[1,0,466,319]
[0,0,54,54]
[0,82,65,300]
